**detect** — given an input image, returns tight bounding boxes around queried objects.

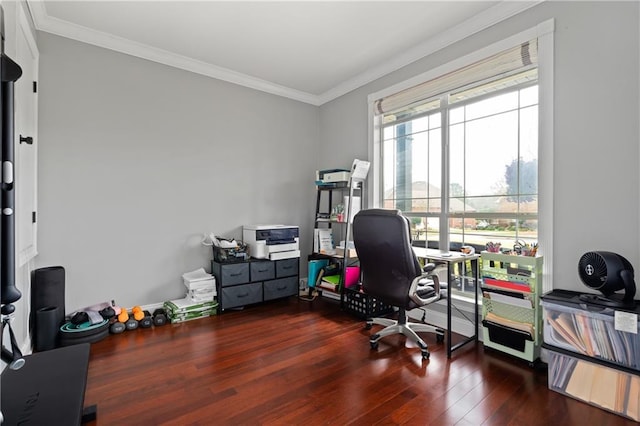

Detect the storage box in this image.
[541,290,640,371]
[213,244,248,263]
[344,287,393,319]
[169,307,217,323]
[163,298,218,315]
[546,348,640,422]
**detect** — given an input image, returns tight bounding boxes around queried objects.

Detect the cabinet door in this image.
[221,282,262,309]
[250,261,275,281]
[264,277,298,300]
[214,262,249,287]
[276,258,298,278]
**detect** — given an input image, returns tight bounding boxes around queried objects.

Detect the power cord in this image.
[299,269,326,302]
[298,288,319,302]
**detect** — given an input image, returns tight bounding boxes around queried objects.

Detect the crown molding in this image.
[27,1,320,105]
[28,1,542,106]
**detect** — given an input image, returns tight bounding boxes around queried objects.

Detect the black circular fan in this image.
[578,251,637,307]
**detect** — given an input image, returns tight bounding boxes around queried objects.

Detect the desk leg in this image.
[82,405,97,423]
[446,263,452,358]
[446,258,480,358]
[474,259,479,341]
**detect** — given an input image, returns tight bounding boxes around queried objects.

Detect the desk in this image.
[413,248,480,358]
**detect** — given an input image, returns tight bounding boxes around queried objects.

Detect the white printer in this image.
[243,225,300,260]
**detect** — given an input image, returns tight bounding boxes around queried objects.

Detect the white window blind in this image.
[374,39,538,118]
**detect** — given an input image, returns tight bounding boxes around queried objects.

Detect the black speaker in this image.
[30,266,66,351]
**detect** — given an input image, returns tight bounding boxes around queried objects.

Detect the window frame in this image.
[368,20,555,293]
[383,80,539,241]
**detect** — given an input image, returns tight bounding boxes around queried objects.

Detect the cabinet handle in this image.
[19,135,33,145]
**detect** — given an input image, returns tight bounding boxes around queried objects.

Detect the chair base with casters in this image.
[366,266,446,360]
[367,308,444,359]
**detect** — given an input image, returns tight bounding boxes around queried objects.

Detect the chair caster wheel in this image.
[370,333,380,350]
[421,350,430,360]
[436,334,444,343]
[365,323,372,330]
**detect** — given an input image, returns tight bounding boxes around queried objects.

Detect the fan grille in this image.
[578,252,608,289]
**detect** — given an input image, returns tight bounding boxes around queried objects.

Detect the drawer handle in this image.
[257,269,269,273]
[237,293,249,298]
[282,266,293,270]
[277,286,287,290]
[230,272,243,277]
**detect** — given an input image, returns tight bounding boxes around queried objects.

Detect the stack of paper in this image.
[163,297,218,323]
[182,268,216,302]
[485,311,534,338]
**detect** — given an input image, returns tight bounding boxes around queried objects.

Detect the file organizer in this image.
[541,289,640,421]
[541,290,640,370]
[480,251,543,364]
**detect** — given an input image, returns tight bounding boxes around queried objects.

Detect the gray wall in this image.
[30,1,640,319]
[36,33,319,311]
[320,1,640,294]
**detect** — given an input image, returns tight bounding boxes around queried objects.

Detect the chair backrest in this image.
[352,209,422,308]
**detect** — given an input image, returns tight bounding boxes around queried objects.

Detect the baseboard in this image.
[21,336,33,356]
[139,302,165,313]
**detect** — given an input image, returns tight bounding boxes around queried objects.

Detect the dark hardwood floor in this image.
[84,296,636,425]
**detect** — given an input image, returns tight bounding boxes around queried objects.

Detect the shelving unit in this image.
[480,251,543,364]
[541,290,640,421]
[309,176,364,303]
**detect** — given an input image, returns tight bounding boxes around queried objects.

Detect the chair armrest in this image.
[408,272,441,306]
[423,262,437,273]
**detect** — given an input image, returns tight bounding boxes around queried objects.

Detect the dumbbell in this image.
[138,310,153,328]
[110,321,126,334]
[132,306,144,321]
[125,316,139,330]
[153,308,168,326]
[99,306,116,320]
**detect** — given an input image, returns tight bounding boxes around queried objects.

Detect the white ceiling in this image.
[28,1,539,105]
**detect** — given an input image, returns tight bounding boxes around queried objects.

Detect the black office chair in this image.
[353,208,445,359]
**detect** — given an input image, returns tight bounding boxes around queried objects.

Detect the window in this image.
[370,33,551,297]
